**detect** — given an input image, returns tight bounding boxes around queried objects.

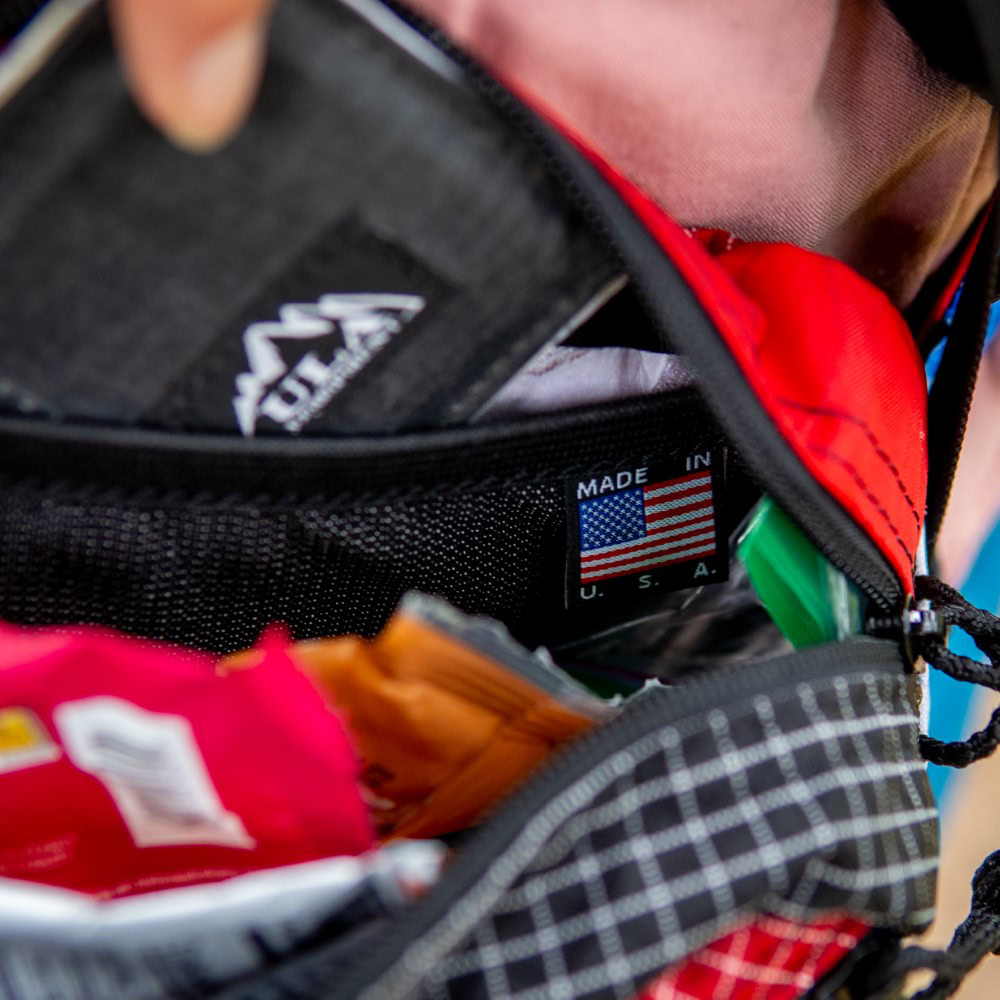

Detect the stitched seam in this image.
[777,398,922,529]
[804,444,914,568]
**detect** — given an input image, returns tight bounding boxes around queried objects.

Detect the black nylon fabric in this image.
[0,393,733,652]
[0,473,570,650]
[0,0,616,435]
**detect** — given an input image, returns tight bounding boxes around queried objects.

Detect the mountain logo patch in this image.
[232,293,425,436]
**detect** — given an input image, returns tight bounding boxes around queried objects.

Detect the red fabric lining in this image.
[712,242,926,584]
[637,914,870,1000]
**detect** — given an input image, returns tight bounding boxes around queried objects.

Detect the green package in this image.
[738,498,864,647]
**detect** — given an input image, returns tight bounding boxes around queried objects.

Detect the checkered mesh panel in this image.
[365,666,935,1000]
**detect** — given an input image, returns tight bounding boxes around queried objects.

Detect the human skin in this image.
[109,0,274,152]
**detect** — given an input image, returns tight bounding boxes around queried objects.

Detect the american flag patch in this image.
[578,471,718,583]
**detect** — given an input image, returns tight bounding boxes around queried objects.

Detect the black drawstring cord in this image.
[912,576,1000,768]
[866,574,1000,766]
[866,577,1000,997]
[876,852,1000,1000]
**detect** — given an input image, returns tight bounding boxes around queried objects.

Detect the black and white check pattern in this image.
[363,666,936,1000]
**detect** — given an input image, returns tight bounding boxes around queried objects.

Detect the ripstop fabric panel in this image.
[636,914,870,1000]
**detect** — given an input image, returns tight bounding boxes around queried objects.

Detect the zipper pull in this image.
[877,575,1000,769]
[865,593,944,673]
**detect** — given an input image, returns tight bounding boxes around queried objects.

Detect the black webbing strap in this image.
[924,216,998,554]
[923,0,1000,551]
[875,853,1000,1000]
[874,577,1000,997]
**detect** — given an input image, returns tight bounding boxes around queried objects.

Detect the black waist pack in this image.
[2,2,1000,998]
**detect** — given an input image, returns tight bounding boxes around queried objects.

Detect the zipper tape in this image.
[378,0,903,611]
[0,390,717,501]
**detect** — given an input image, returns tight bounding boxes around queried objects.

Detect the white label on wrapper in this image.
[54,697,255,850]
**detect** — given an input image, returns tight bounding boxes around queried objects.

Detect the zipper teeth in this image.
[379,1,899,612]
[337,638,902,999]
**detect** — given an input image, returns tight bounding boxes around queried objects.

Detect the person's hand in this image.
[110,0,274,151]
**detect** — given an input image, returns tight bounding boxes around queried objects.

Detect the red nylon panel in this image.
[573,146,926,590]
[636,914,870,1000]
[716,242,926,583]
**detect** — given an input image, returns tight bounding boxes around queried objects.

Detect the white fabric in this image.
[477,344,693,421]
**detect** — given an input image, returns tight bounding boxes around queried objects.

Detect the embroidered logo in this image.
[232,293,425,436]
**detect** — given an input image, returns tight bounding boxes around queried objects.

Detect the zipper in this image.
[377,0,905,613]
[318,638,906,1000]
[866,598,943,673]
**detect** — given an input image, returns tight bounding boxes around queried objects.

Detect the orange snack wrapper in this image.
[229,596,615,841]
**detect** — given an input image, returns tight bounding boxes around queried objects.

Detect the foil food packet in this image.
[232,594,616,841]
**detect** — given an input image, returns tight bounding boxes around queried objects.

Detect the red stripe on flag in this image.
[581,544,716,582]
[643,472,710,493]
[642,491,713,519]
[581,532,716,574]
[581,519,715,563]
[645,500,715,530]
[643,483,713,508]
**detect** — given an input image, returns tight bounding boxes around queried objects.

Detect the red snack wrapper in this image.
[0,624,372,898]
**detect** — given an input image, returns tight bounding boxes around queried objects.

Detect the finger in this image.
[111,0,273,152]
